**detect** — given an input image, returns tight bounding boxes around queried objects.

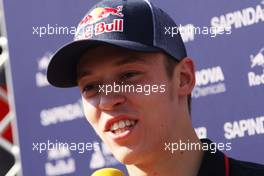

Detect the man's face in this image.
[77,45,185,164]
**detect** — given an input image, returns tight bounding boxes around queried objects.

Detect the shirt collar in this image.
[197,139,226,176]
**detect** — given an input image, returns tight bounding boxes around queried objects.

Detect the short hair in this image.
[163,54,192,114]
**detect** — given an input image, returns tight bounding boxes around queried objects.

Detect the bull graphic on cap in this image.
[79,6,124,26]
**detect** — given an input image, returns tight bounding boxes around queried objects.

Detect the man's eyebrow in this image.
[77,55,151,81]
[76,70,92,81]
[114,55,151,66]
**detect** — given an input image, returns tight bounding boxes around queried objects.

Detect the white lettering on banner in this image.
[192,83,226,98]
[195,127,207,139]
[45,147,76,176]
[192,66,226,98]
[211,5,264,34]
[89,142,118,169]
[36,72,49,87]
[45,159,75,176]
[180,24,195,42]
[195,66,225,86]
[248,71,264,86]
[40,100,84,126]
[248,47,264,87]
[36,52,53,87]
[224,116,264,140]
[48,147,70,160]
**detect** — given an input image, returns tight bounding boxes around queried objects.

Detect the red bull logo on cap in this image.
[79,6,124,26]
[75,5,124,40]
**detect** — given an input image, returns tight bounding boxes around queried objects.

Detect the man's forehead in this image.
[76,46,162,79]
[78,50,151,68]
[77,55,147,74]
[79,45,156,63]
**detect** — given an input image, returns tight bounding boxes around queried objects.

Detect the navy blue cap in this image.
[47,0,187,87]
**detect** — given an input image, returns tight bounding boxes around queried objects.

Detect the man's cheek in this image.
[82,98,98,124]
[82,95,100,106]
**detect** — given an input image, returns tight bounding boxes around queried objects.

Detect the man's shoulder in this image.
[229,157,264,176]
[198,139,264,176]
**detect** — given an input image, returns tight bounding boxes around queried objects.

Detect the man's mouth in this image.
[110,119,137,135]
[104,115,139,140]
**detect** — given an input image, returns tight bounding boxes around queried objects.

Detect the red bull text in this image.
[75,6,124,40]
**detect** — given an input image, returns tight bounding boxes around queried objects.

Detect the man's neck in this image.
[126,135,204,176]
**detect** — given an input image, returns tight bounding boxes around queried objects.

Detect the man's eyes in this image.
[82,84,97,93]
[120,71,142,81]
[81,83,97,97]
[81,71,143,97]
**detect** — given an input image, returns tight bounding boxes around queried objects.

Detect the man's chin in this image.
[112,148,140,165]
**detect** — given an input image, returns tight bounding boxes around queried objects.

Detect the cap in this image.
[47,0,187,87]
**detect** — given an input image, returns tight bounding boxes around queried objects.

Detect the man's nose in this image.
[98,94,126,111]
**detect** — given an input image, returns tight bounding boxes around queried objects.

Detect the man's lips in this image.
[103,115,138,132]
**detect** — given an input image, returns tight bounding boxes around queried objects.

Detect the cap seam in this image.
[143,0,156,47]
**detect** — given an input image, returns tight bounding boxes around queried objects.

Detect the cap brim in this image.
[47,39,160,88]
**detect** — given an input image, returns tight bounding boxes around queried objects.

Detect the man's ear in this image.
[176,58,196,96]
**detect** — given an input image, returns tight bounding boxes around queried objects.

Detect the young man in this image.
[47,0,264,175]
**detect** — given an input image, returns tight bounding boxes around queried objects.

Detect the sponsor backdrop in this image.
[3,0,264,175]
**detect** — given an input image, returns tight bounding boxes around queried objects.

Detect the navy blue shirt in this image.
[198,139,264,176]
